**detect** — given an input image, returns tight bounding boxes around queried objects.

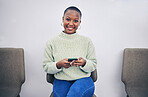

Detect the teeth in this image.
[68,28,73,30]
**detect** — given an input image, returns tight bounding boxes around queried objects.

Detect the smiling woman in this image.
[62,7,81,34]
[42,6,97,97]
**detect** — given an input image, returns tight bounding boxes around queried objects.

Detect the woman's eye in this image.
[74,20,78,23]
[66,19,70,21]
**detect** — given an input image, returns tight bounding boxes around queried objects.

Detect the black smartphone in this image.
[68,58,78,62]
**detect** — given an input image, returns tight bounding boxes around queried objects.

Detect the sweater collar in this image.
[59,31,78,39]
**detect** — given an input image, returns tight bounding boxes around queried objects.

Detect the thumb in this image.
[78,57,83,60]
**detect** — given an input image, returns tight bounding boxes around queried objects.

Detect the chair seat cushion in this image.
[127,88,148,97]
[0,88,20,97]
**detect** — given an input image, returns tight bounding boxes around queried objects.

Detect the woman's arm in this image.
[79,39,97,73]
[42,40,62,74]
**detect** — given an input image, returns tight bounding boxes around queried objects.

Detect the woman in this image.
[43,6,97,97]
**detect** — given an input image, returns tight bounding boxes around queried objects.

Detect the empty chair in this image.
[0,48,25,97]
[46,69,98,97]
[122,48,148,97]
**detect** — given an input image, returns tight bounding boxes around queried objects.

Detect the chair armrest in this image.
[46,73,55,84]
[90,69,97,82]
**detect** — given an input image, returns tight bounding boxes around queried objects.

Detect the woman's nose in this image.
[69,21,74,25]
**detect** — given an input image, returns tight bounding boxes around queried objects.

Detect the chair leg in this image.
[127,95,129,97]
[92,94,96,97]
[50,92,53,97]
[17,94,20,97]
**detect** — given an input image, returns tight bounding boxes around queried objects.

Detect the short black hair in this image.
[63,6,82,18]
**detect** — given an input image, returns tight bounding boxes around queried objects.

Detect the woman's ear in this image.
[79,20,81,25]
[62,17,64,22]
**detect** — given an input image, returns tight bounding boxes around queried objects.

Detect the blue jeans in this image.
[53,77,95,97]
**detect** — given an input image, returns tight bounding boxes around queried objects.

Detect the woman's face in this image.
[63,10,81,34]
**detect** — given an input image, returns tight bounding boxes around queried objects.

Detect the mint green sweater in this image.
[43,32,97,81]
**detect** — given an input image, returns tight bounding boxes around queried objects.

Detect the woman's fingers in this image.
[61,57,86,67]
[73,57,86,66]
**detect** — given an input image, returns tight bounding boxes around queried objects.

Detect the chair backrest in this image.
[0,48,25,97]
[122,48,148,97]
[47,69,97,84]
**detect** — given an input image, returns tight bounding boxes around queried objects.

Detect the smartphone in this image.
[68,58,78,62]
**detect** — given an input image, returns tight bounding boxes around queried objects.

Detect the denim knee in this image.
[82,85,95,97]
[67,77,95,97]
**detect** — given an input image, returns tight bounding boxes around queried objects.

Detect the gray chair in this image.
[0,48,25,97]
[47,69,97,97]
[122,48,148,97]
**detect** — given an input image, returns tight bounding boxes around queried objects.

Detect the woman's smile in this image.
[67,25,75,31]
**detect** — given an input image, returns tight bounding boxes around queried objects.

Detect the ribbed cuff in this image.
[51,62,62,73]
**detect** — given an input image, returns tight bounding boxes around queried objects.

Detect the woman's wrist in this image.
[81,59,86,67]
[56,62,62,69]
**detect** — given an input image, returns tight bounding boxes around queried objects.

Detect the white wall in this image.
[0,0,148,97]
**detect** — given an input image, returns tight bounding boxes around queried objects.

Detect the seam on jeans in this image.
[54,90,60,97]
[81,85,95,97]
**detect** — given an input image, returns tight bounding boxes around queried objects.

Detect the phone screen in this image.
[68,58,78,62]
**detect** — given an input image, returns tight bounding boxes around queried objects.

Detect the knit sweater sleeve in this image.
[42,40,62,74]
[80,39,97,72]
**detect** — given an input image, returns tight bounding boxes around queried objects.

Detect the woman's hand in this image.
[72,57,86,67]
[56,58,70,69]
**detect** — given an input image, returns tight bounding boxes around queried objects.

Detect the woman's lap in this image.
[53,77,95,97]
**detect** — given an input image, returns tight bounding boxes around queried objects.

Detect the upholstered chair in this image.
[0,48,25,97]
[122,48,148,97]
